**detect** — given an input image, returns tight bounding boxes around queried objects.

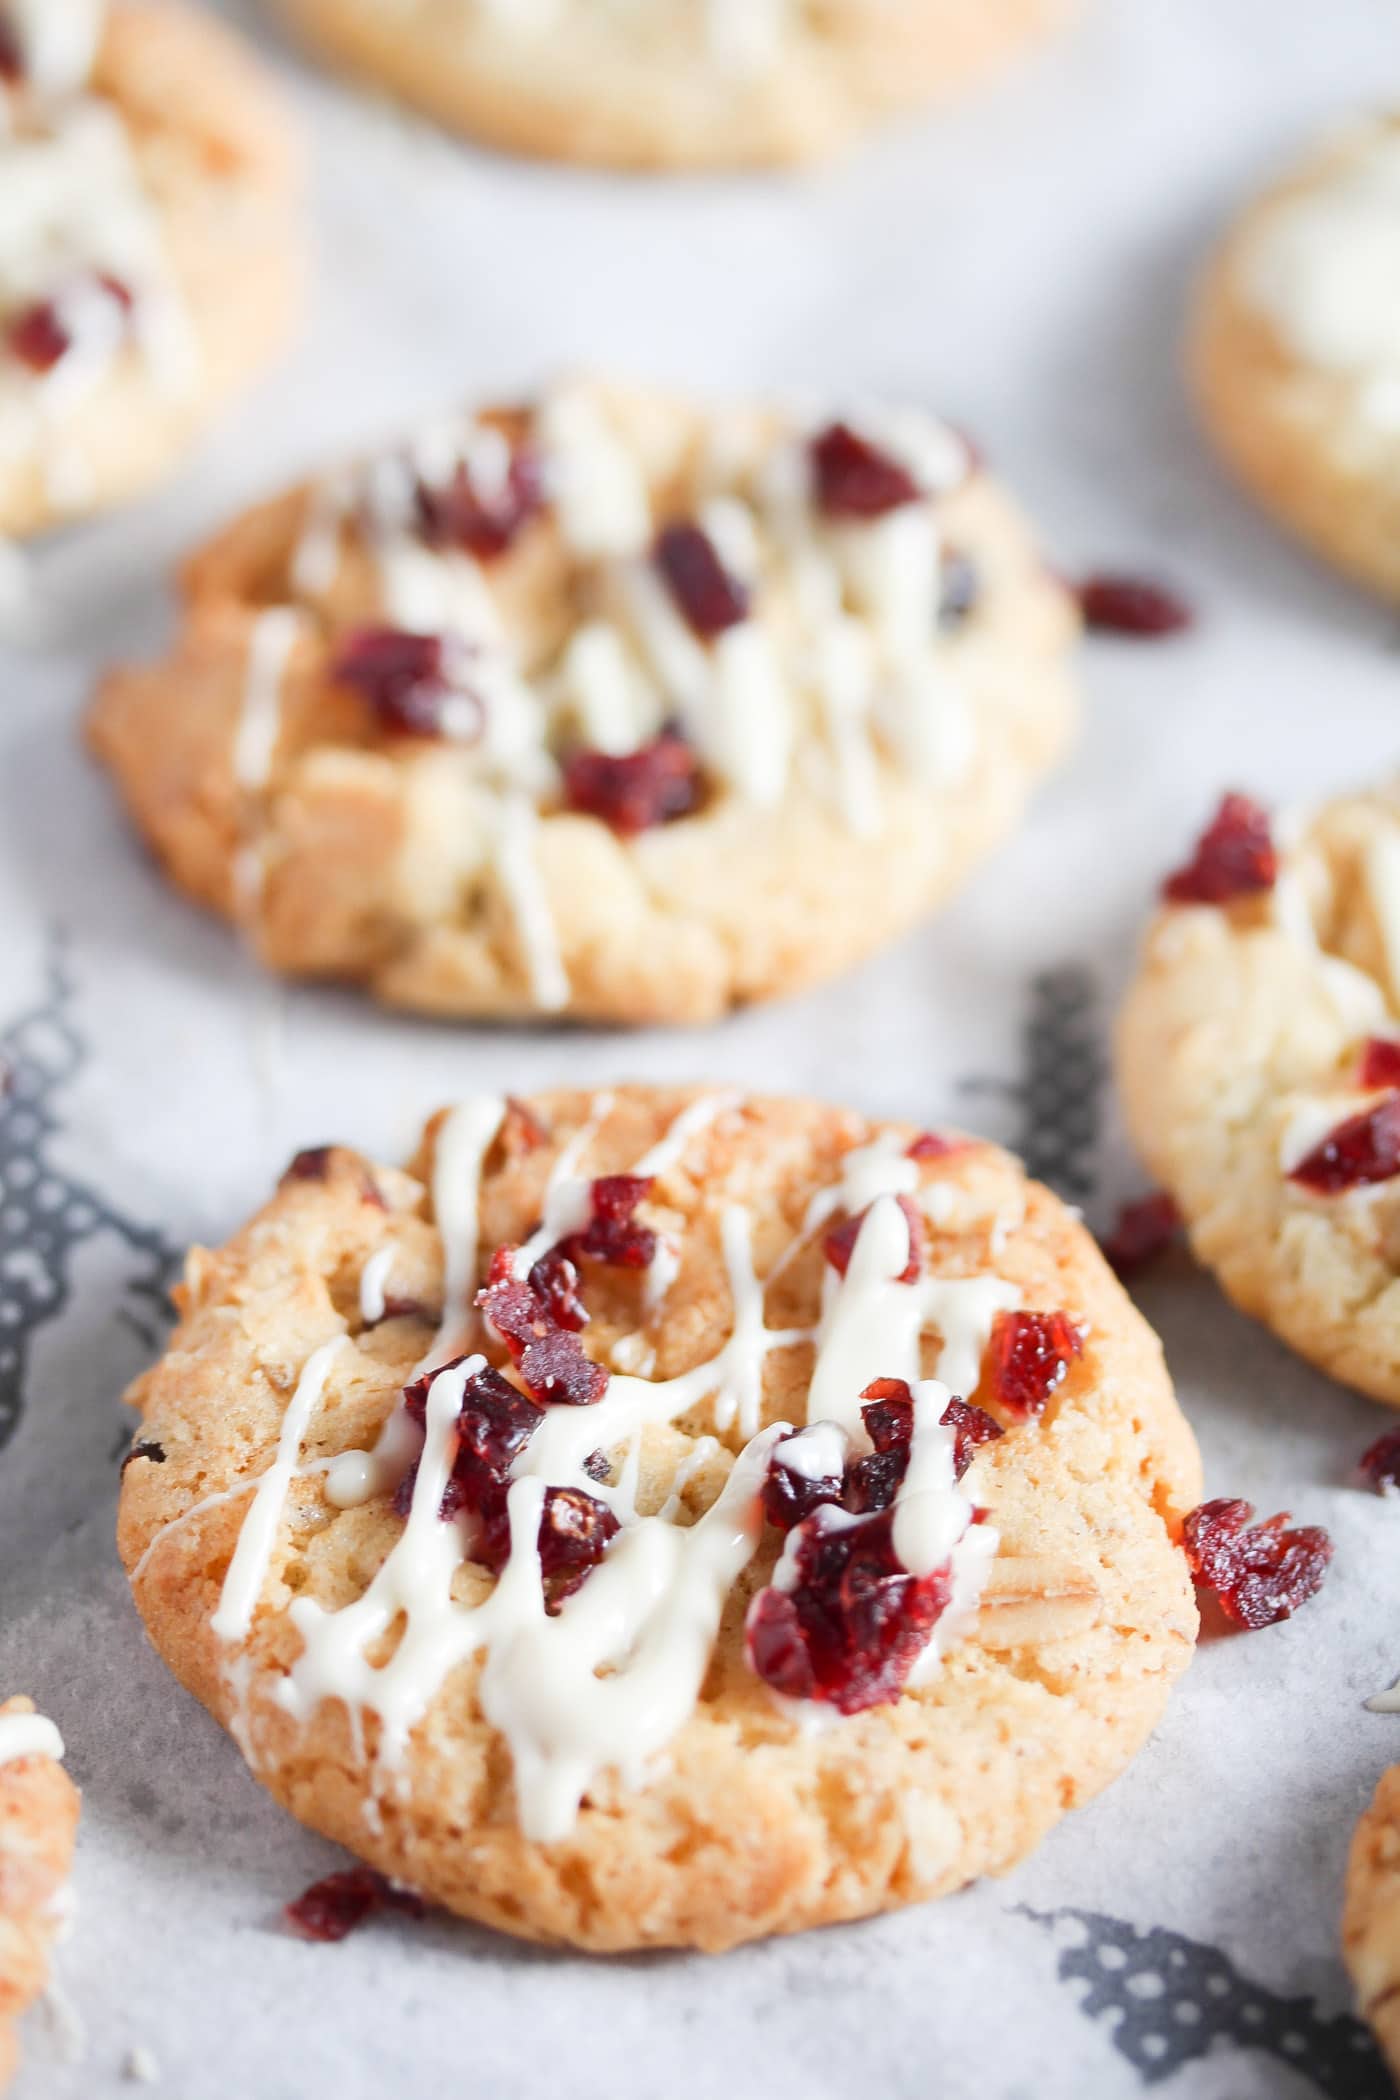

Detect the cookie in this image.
[274,0,1077,171]
[0,0,301,542]
[1191,114,1400,601]
[117,1084,1200,1953]
[0,1698,79,2093]
[1344,1765,1400,2075]
[1116,784,1400,1406]
[87,378,1080,1025]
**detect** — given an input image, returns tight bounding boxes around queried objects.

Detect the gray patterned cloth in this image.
[5,1,1400,2094]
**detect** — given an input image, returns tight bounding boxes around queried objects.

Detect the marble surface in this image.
[5,3,1400,2093]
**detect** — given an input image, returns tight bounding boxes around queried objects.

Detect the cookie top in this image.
[88,377,1079,1025]
[1117,785,1400,1405]
[275,0,1077,170]
[0,0,300,541]
[118,1084,1199,1953]
[1345,1764,1400,2076]
[1191,114,1400,600]
[0,1696,79,2092]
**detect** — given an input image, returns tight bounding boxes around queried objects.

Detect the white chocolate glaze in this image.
[0,1706,65,1765]
[204,1094,1020,1838]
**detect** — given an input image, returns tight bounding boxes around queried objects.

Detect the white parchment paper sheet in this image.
[5,3,1400,2092]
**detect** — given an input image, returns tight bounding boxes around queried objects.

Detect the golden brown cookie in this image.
[1117,783,1400,1407]
[0,1697,79,2094]
[1191,113,1400,601]
[0,0,302,541]
[1344,1765,1400,2076]
[118,1083,1200,1953]
[87,378,1080,1025]
[274,0,1078,171]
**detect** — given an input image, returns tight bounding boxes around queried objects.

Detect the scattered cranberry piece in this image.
[396,1357,542,1521]
[1360,1425,1400,1496]
[824,1194,924,1285]
[536,1486,620,1606]
[938,549,980,631]
[478,1245,608,1406]
[416,447,543,560]
[982,1309,1084,1419]
[746,1507,952,1713]
[1102,1191,1182,1278]
[331,626,481,741]
[0,21,22,80]
[844,1381,915,1516]
[285,1868,424,1943]
[1182,1498,1333,1631]
[120,1438,167,1474]
[939,1395,1004,1480]
[1078,572,1194,637]
[907,1131,963,1162]
[582,1449,612,1486]
[9,300,71,373]
[1289,1097,1400,1194]
[562,727,704,837]
[654,522,749,639]
[526,1244,588,1332]
[811,422,922,519]
[568,1175,657,1271]
[1162,793,1277,907]
[1359,1038,1400,1090]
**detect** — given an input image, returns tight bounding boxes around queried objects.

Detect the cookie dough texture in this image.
[0,1698,79,2093]
[274,0,1078,170]
[1116,787,1400,1407]
[87,381,1080,1027]
[1191,114,1400,602]
[1345,1765,1400,2076]
[0,3,302,540]
[118,1085,1200,1953]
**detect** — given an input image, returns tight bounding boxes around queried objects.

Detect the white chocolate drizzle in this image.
[0,1707,65,1765]
[205,1094,1017,1838]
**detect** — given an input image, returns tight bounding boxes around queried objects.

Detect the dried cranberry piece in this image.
[1162,793,1276,906]
[562,727,704,837]
[762,1432,846,1532]
[982,1309,1083,1419]
[746,1507,952,1714]
[1289,1097,1400,1194]
[654,522,749,639]
[939,1396,1003,1480]
[1078,572,1194,636]
[811,422,921,520]
[9,300,71,373]
[527,1244,588,1331]
[396,1357,542,1521]
[938,549,980,631]
[1360,1425,1400,1496]
[120,1438,167,1474]
[1359,1038,1400,1090]
[331,626,481,741]
[537,1486,619,1608]
[285,1868,424,1942]
[824,1194,924,1285]
[285,1146,335,1182]
[416,447,543,560]
[1102,1192,1182,1278]
[907,1131,962,1162]
[582,1449,612,1485]
[0,20,22,80]
[1182,1498,1333,1631]
[568,1175,657,1271]
[478,1246,608,1406]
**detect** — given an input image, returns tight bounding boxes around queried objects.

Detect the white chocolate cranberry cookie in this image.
[87,378,1079,1025]
[0,0,301,541]
[117,1084,1199,1954]
[0,1698,78,2093]
[1117,785,1400,1407]
[1191,114,1400,601]
[1345,1766,1400,2076]
[274,0,1078,171]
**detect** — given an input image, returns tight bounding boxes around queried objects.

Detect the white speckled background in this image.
[5,3,1400,2093]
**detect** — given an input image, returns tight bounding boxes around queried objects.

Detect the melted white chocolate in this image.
[0,1707,65,1765]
